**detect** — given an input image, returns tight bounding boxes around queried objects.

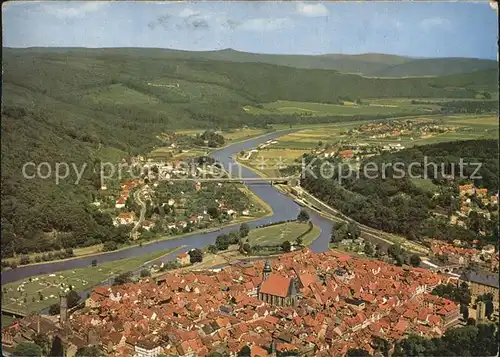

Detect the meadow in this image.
[243,99,441,116]
[246,222,320,247]
[2,247,181,314]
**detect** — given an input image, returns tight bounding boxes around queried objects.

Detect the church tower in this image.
[59,290,68,327]
[263,260,272,281]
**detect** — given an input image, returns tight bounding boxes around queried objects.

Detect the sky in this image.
[2,1,498,59]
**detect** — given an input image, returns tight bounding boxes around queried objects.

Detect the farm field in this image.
[273,114,497,149]
[223,128,272,142]
[246,222,321,247]
[240,148,308,177]
[243,99,440,116]
[2,247,180,314]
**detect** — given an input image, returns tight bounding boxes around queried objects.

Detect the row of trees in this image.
[393,323,498,357]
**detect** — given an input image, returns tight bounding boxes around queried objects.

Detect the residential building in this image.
[134,340,162,357]
[177,252,191,266]
[114,212,136,226]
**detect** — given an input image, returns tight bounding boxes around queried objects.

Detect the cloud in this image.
[420,17,452,31]
[42,2,108,19]
[178,8,199,18]
[296,2,329,17]
[239,18,291,32]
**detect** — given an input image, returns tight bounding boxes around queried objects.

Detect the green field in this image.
[1,247,181,314]
[272,114,498,150]
[412,178,440,193]
[247,222,320,246]
[243,99,440,116]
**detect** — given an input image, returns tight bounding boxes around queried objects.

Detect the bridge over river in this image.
[0,128,411,287]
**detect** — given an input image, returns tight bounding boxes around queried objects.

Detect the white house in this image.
[134,341,161,357]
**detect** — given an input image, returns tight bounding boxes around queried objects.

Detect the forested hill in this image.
[1,48,497,256]
[9,47,496,77]
[301,139,499,243]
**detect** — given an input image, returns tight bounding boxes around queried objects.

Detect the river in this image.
[1,130,334,284]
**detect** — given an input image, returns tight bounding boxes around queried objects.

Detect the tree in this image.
[238,345,251,357]
[363,242,374,256]
[281,240,291,252]
[113,271,132,286]
[239,223,250,238]
[409,254,421,267]
[207,245,218,254]
[67,289,80,308]
[296,236,303,246]
[189,248,203,264]
[140,269,151,278]
[460,304,469,320]
[207,206,219,219]
[75,346,105,357]
[331,222,346,243]
[13,343,42,357]
[375,243,385,257]
[347,222,360,240]
[242,243,252,254]
[346,348,371,357]
[48,303,60,315]
[297,209,310,222]
[103,240,118,252]
[33,333,51,356]
[476,293,494,317]
[215,234,230,251]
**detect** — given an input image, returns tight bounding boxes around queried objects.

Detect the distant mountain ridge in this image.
[5,47,497,77]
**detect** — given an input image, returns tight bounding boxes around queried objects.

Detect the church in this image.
[257,261,299,307]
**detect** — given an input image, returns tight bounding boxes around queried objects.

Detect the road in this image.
[1,127,425,284]
[294,186,429,254]
[130,185,148,237]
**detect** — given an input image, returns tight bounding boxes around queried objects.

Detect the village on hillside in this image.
[95,153,261,243]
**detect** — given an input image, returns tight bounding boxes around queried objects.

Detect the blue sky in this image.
[2,1,498,59]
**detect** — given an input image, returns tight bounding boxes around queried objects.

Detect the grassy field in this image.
[247,222,320,246]
[241,148,308,177]
[271,114,498,150]
[243,99,440,116]
[223,128,271,142]
[412,178,440,193]
[2,247,181,314]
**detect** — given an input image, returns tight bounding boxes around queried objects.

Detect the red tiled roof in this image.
[259,275,292,298]
[298,273,316,289]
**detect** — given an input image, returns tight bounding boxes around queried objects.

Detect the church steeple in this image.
[263,260,272,281]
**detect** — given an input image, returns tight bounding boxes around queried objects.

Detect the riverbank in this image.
[235,140,429,255]
[2,247,183,316]
[3,188,273,271]
[3,128,325,284]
